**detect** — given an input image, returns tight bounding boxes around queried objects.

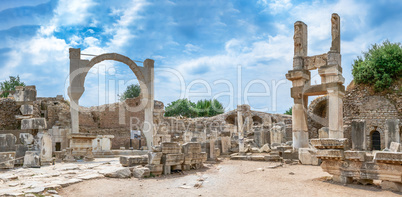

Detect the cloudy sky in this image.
[1,0,401,113]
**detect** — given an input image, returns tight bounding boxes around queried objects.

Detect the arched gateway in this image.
[68,48,155,150]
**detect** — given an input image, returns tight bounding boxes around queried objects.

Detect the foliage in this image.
[195,99,224,117]
[119,84,141,101]
[352,40,402,92]
[0,76,25,98]
[284,107,292,115]
[164,98,197,118]
[164,98,225,118]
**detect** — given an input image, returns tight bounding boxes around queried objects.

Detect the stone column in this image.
[330,13,340,53]
[68,48,85,134]
[237,106,245,154]
[328,89,344,138]
[142,59,155,150]
[209,135,216,160]
[292,102,309,148]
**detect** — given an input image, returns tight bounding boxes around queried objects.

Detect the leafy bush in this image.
[284,107,292,115]
[164,98,197,118]
[0,76,25,98]
[119,84,141,101]
[352,40,402,91]
[164,98,224,118]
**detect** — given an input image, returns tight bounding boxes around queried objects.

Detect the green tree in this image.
[284,107,292,115]
[119,84,141,101]
[164,98,225,118]
[164,98,197,118]
[0,76,25,98]
[195,99,224,117]
[352,40,402,91]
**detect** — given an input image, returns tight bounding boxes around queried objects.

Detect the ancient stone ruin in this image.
[0,13,401,195]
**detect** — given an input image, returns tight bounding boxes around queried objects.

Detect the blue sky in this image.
[1,0,401,113]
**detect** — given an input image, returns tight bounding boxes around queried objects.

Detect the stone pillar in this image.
[292,103,309,148]
[328,89,344,138]
[68,48,85,134]
[221,136,231,154]
[237,106,245,154]
[40,131,53,165]
[142,59,155,151]
[330,13,340,53]
[209,135,216,160]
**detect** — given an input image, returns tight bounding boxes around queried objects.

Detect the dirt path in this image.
[59,159,401,197]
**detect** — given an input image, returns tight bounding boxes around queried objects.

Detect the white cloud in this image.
[258,0,292,14]
[184,43,201,54]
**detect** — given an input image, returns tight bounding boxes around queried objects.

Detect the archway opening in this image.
[252,116,263,126]
[371,131,381,150]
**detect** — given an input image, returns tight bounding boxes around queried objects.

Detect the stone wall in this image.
[343,80,401,150]
[0,99,20,130]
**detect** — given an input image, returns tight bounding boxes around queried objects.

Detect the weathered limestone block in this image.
[283,150,298,160]
[20,105,34,115]
[161,142,181,154]
[381,181,402,192]
[146,164,163,175]
[299,148,319,165]
[270,123,286,145]
[214,148,220,157]
[15,144,28,165]
[316,149,344,160]
[390,142,401,152]
[374,152,402,164]
[23,151,40,168]
[13,86,36,102]
[259,144,271,153]
[148,152,162,165]
[318,127,329,138]
[0,133,17,152]
[192,152,207,164]
[310,138,348,149]
[21,118,47,130]
[102,167,132,178]
[183,153,193,165]
[133,166,151,178]
[221,136,231,154]
[0,152,15,169]
[182,142,201,154]
[344,151,367,162]
[152,145,162,152]
[19,133,34,145]
[162,154,184,166]
[120,155,149,167]
[40,131,53,165]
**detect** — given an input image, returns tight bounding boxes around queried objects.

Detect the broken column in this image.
[40,131,53,165]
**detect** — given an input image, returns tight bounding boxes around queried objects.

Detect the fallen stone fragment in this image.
[101,168,132,178]
[133,166,151,178]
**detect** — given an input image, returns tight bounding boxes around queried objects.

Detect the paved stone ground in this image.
[0,158,120,196]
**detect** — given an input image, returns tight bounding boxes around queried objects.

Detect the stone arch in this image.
[252,115,263,126]
[83,53,147,97]
[68,48,154,150]
[367,128,384,151]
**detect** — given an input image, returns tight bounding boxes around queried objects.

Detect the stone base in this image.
[23,151,40,168]
[163,165,171,175]
[381,181,402,192]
